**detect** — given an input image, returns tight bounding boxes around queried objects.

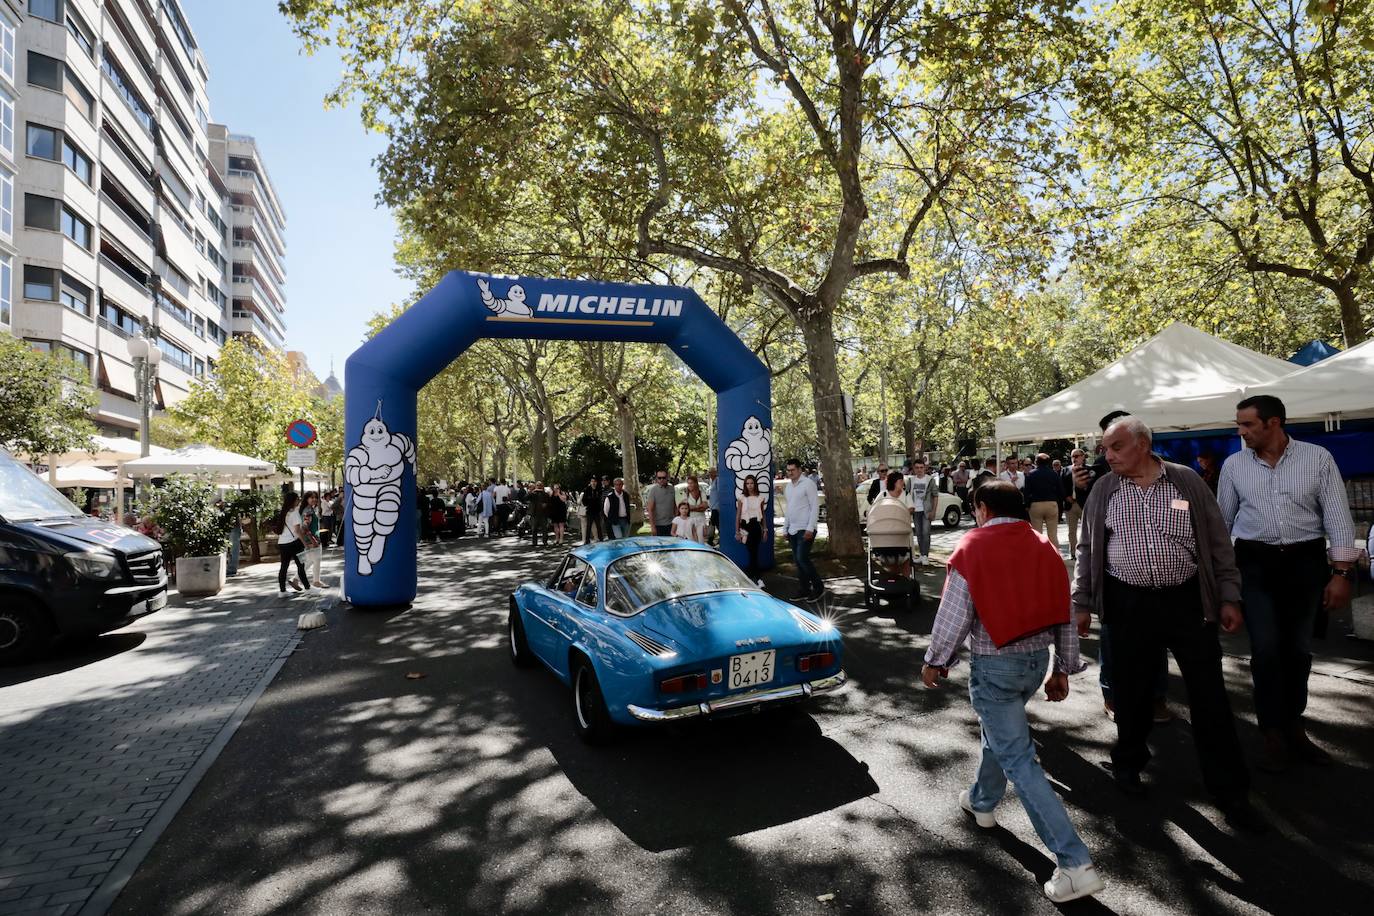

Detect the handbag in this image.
[735,528,747,544]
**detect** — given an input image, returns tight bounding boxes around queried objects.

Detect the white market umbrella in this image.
[54,435,171,467]
[50,463,125,488]
[123,444,275,481]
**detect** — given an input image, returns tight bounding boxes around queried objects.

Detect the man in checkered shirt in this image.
[1220,395,1360,772]
[1073,416,1268,834]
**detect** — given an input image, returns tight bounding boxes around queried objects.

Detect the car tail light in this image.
[659,673,708,694]
[797,652,835,673]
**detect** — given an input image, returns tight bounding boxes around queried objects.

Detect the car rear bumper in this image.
[626,670,847,722]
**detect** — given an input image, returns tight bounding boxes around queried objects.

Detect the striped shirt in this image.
[924,518,1080,672]
[1105,464,1199,588]
[1218,437,1360,563]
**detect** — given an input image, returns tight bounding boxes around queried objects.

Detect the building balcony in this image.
[231,238,285,288]
[232,272,285,316]
[231,308,285,350]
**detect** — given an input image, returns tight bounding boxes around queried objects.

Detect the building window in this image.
[28,1,61,24]
[66,8,94,58]
[156,337,192,373]
[60,272,90,315]
[0,167,11,239]
[62,137,90,183]
[27,55,95,120]
[0,254,10,325]
[24,192,60,231]
[61,205,91,249]
[27,51,61,91]
[99,296,141,336]
[193,357,205,377]
[0,13,15,84]
[63,67,94,119]
[0,89,12,156]
[26,339,91,379]
[23,264,56,300]
[26,123,56,159]
[101,49,153,133]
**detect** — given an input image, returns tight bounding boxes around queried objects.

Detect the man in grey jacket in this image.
[1073,417,1266,833]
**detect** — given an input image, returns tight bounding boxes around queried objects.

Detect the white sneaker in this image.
[756,579,765,588]
[920,555,931,565]
[959,789,997,828]
[915,556,926,566]
[1043,863,1105,903]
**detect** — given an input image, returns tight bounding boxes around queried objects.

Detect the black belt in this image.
[1235,538,1324,555]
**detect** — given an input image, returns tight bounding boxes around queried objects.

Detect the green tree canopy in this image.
[0,335,96,458]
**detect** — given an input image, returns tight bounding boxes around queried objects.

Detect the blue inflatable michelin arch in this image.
[343,270,774,606]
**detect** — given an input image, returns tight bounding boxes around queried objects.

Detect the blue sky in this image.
[183,0,411,387]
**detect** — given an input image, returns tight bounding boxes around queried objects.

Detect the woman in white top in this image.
[736,474,769,581]
[670,501,697,540]
[882,471,915,514]
[684,475,709,542]
[276,492,311,594]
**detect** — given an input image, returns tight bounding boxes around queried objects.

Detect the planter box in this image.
[176,554,226,597]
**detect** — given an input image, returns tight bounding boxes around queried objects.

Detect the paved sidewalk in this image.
[0,557,332,915]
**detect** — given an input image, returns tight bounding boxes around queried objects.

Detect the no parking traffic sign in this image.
[286,418,317,447]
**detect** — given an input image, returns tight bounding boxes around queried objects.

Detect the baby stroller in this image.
[863,496,919,612]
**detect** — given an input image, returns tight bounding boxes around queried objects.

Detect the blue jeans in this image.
[788,532,822,594]
[609,521,629,539]
[913,512,931,556]
[968,651,1093,869]
[1098,620,1168,704]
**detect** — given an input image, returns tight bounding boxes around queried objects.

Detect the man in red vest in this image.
[923,480,1104,904]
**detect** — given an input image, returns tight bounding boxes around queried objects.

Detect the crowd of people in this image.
[919,396,1361,903]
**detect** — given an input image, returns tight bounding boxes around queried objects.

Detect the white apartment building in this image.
[2,0,286,438]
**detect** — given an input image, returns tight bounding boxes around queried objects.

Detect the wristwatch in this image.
[1330,567,1356,581]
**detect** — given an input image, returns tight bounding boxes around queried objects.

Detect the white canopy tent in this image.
[995,323,1296,443]
[1242,337,1374,425]
[123,444,275,481]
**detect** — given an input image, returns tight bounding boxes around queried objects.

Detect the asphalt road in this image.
[110,536,1374,916]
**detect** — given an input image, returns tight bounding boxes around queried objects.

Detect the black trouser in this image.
[955,486,970,512]
[320,518,333,549]
[278,540,309,592]
[1234,538,1328,730]
[496,504,511,533]
[1104,575,1249,804]
[742,518,763,579]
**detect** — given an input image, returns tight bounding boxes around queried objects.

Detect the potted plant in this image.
[142,475,234,597]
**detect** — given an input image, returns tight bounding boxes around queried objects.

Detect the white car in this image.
[855,479,965,529]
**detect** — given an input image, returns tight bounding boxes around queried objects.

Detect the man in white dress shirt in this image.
[782,457,823,600]
[1219,395,1359,771]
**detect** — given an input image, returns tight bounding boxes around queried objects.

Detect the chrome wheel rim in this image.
[574,668,592,730]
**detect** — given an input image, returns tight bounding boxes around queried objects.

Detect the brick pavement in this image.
[0,557,328,915]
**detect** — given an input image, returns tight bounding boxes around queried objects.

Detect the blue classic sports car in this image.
[509,537,846,742]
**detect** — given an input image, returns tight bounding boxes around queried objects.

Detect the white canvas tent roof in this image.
[1243,337,1374,422]
[122,444,275,480]
[995,323,1296,442]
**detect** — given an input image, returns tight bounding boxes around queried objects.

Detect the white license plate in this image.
[728,650,775,689]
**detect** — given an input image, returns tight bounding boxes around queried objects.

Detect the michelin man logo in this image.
[345,401,416,576]
[477,278,532,317]
[724,415,773,504]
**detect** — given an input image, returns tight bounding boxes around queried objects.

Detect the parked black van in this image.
[0,452,167,664]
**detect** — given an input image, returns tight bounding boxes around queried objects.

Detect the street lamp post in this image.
[126,332,162,459]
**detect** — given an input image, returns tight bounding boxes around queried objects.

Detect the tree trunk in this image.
[615,398,642,528]
[530,420,547,482]
[798,307,862,557]
[1335,285,1367,347]
[902,391,917,462]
